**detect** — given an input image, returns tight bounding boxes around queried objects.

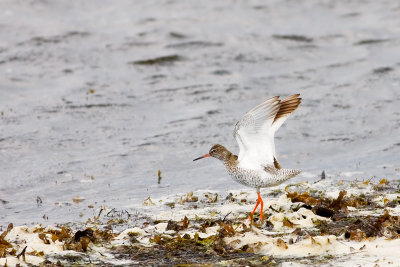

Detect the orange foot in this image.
[248,192,264,221]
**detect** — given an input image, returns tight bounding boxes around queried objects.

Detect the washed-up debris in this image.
[143,197,156,206]
[314,206,334,218]
[1,179,400,266]
[166,216,189,232]
[72,196,85,203]
[16,246,27,262]
[179,192,198,204]
[0,224,13,258]
[204,193,218,203]
[286,191,320,205]
[36,196,43,207]
[158,169,162,184]
[328,190,348,212]
[282,217,297,228]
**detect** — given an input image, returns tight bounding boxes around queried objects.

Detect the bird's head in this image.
[193,144,230,162]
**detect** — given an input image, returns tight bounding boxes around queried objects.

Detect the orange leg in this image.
[250,198,261,218]
[259,193,264,221]
[248,192,264,221]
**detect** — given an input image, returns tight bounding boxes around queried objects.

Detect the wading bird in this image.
[193,94,302,220]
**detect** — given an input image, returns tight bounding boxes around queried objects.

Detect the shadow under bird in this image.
[194,94,302,220]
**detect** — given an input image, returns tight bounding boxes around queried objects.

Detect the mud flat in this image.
[1,178,399,266]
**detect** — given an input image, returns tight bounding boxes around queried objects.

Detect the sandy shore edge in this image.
[1,178,399,266]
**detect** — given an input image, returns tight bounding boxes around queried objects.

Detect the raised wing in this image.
[272,94,301,132]
[234,94,301,170]
[234,96,280,169]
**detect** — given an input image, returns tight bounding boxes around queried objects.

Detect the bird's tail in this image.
[281,168,301,178]
[268,169,301,187]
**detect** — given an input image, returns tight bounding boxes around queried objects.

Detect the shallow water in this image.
[0,0,399,226]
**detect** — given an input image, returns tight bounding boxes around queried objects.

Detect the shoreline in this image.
[1,178,399,266]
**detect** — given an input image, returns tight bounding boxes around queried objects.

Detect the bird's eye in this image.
[211,149,216,153]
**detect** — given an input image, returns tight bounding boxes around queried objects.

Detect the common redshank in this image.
[193,94,302,220]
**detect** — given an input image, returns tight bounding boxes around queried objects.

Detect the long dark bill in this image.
[193,153,210,161]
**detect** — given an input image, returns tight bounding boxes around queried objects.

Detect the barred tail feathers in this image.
[263,168,301,187]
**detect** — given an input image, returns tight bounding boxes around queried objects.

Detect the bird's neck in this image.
[222,151,238,168]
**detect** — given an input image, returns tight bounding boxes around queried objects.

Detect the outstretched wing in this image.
[234,94,301,170]
[272,94,301,132]
[234,96,280,169]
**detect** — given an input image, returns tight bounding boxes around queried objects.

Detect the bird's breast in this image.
[225,165,264,188]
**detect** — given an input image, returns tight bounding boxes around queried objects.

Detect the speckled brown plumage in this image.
[208,144,300,189]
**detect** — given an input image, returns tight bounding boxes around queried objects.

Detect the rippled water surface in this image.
[1,0,399,226]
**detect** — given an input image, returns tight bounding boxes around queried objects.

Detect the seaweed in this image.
[286,191,320,205]
[276,238,288,249]
[158,169,162,184]
[345,193,370,208]
[314,206,334,218]
[179,192,198,204]
[328,190,348,213]
[0,224,13,258]
[204,193,218,203]
[143,197,156,206]
[282,217,296,228]
[314,210,400,240]
[3,179,400,265]
[73,229,94,242]
[112,236,263,266]
[166,216,189,231]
